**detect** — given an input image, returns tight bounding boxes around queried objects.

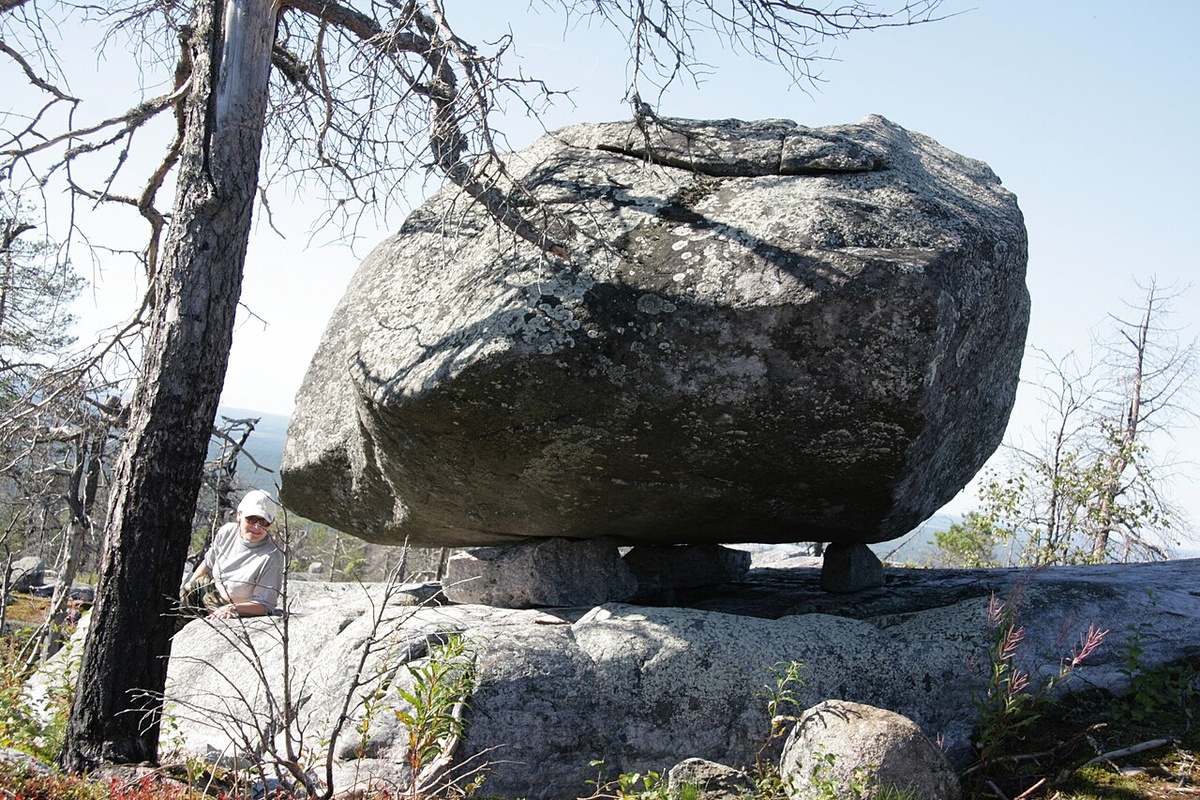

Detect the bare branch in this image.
[546,0,948,113]
[275,0,570,256]
[1,81,189,163]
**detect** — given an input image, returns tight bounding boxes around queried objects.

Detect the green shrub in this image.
[0,633,72,762]
[395,633,476,796]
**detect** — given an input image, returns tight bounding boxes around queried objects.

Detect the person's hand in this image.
[207,604,239,620]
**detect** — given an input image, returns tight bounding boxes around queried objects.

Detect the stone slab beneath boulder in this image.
[819,542,885,593]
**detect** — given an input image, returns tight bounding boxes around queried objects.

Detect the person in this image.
[180,489,285,621]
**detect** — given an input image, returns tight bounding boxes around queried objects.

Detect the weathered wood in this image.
[59,0,278,770]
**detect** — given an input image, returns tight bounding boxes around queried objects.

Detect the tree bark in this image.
[59,0,277,770]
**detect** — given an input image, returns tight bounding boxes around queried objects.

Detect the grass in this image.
[5,590,61,626]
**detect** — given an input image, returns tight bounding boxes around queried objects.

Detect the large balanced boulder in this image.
[282,115,1028,548]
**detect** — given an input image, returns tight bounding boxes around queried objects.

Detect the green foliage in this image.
[395,634,476,794]
[970,580,1106,775]
[942,284,1196,568]
[1117,623,1200,731]
[584,763,673,800]
[1123,659,1200,730]
[973,592,1039,765]
[932,456,1127,569]
[341,553,368,582]
[0,632,73,763]
[747,761,788,800]
[0,203,84,375]
[355,678,388,760]
[758,660,807,744]
[282,522,371,581]
[931,511,1007,568]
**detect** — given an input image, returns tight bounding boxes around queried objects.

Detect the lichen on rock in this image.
[281,115,1029,549]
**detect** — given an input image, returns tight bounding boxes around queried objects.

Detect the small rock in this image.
[780,700,960,800]
[667,758,753,799]
[819,543,884,593]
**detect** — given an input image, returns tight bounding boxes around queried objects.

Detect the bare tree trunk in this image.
[41,522,84,660]
[1041,416,1070,564]
[42,404,115,661]
[59,0,277,770]
[1090,290,1152,561]
[0,545,12,636]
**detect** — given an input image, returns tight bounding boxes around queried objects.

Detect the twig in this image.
[963,723,1108,776]
[1078,737,1175,770]
[1013,777,1046,799]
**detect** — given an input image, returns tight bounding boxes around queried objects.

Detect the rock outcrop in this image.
[149,557,1199,799]
[281,115,1029,549]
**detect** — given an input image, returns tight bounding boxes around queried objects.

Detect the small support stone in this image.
[443,537,637,608]
[623,544,751,594]
[819,543,884,593]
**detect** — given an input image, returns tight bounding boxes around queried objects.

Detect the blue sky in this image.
[49,1,1199,534]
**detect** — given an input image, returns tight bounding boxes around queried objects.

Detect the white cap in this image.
[237,490,277,524]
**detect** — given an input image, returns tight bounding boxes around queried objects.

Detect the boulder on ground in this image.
[281,114,1029,550]
[7,557,44,593]
[780,700,960,800]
